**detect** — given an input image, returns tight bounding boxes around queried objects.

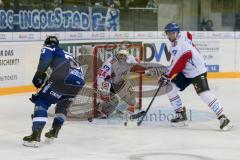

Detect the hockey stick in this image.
[130,79,165,120]
[131,78,166,126]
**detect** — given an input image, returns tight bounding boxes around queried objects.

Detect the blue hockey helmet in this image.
[164,22,180,33]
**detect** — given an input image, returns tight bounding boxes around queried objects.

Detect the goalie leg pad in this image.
[117,80,137,106]
[96,95,119,118]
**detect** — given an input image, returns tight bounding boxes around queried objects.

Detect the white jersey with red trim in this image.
[97,55,139,87]
[168,32,207,78]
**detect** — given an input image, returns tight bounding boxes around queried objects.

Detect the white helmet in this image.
[116,48,129,55]
[116,48,129,62]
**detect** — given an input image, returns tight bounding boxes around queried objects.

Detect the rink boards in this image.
[0,31,240,95]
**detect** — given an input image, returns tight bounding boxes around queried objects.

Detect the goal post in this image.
[65,42,143,120]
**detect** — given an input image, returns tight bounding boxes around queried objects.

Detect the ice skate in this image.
[218,115,233,131]
[23,130,42,148]
[45,126,61,143]
[171,107,188,127]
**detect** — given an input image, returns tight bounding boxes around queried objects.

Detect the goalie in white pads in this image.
[96,47,168,118]
[163,22,232,130]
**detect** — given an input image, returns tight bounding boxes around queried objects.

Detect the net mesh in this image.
[64,43,143,120]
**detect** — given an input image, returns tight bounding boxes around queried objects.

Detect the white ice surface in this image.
[0,79,239,160]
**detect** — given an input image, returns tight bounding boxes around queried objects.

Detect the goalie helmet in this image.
[115,48,129,62]
[164,22,180,33]
[44,36,59,47]
[116,48,129,56]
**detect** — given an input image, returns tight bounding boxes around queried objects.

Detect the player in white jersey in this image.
[96,47,168,118]
[163,22,232,130]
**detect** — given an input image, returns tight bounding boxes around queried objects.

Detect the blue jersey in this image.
[30,46,85,133]
[37,46,73,73]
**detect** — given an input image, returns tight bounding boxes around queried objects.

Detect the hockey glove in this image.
[32,71,47,88]
[158,74,170,85]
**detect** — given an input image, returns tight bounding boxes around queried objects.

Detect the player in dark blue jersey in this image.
[23,36,85,147]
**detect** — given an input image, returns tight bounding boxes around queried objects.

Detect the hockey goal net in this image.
[66,42,143,120]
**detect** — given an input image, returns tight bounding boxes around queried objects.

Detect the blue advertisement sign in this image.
[0,7,120,31]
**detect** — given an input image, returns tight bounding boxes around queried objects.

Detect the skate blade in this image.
[22,141,39,148]
[171,121,188,127]
[44,137,55,144]
[221,123,233,131]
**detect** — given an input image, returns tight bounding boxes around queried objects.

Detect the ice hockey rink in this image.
[0,79,239,160]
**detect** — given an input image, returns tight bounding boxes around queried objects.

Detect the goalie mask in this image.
[116,49,129,62]
[44,36,59,47]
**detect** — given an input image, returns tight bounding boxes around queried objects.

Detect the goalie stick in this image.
[130,78,166,126]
